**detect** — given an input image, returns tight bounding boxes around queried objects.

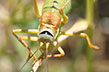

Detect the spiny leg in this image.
[12,29,39,62]
[59,0,70,24]
[33,0,41,18]
[47,41,65,58]
[19,36,39,64]
[61,32,99,50]
[13,36,39,72]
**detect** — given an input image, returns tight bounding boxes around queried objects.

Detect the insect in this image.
[12,0,99,72]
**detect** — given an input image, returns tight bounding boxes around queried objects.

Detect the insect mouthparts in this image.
[40,31,53,37]
[39,31,54,42]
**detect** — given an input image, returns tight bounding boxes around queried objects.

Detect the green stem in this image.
[86,0,94,72]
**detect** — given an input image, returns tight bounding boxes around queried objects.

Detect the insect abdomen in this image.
[42,0,71,16]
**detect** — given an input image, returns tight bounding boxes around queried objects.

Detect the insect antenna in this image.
[46,43,50,72]
[18,47,42,72]
[18,54,31,72]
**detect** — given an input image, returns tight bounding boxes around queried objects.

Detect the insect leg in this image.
[61,32,99,50]
[31,58,42,72]
[12,29,39,61]
[47,41,65,58]
[33,0,41,18]
[20,36,38,61]
[59,0,70,24]
[20,36,38,42]
[12,29,38,33]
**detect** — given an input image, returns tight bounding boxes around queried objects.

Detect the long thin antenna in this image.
[18,47,41,72]
[18,54,30,72]
[46,43,49,72]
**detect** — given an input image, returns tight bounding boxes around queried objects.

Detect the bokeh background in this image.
[0,0,109,72]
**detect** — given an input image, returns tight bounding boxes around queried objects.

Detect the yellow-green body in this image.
[42,0,71,17]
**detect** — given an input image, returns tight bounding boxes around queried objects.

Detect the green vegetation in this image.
[0,0,108,72]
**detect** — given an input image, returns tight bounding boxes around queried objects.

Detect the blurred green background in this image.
[0,0,109,72]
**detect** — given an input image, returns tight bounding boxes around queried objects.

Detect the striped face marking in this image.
[53,1,58,3]
[51,6,58,10]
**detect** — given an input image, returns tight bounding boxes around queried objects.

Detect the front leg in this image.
[31,58,42,72]
[33,0,41,18]
[47,41,65,58]
[12,29,39,62]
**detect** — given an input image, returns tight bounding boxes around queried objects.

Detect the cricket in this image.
[12,0,99,72]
